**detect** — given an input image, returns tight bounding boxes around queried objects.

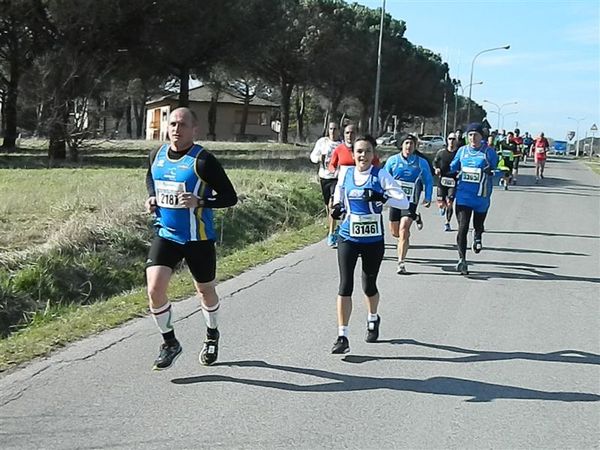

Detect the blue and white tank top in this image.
[151,144,215,243]
[338,166,385,244]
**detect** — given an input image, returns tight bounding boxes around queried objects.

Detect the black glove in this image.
[484,168,495,175]
[362,188,387,203]
[331,203,345,220]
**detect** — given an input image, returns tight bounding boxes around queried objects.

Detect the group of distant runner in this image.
[310,121,551,353]
[486,128,550,187]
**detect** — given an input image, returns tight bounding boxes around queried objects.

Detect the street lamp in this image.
[466,45,510,124]
[372,0,386,136]
[567,116,586,157]
[483,100,518,130]
[454,81,483,130]
[501,111,518,130]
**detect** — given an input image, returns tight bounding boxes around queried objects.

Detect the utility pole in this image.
[371,0,386,137]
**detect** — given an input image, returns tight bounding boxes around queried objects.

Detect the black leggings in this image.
[456,204,487,259]
[446,202,454,223]
[337,239,385,297]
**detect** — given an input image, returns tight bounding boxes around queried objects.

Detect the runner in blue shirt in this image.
[329,136,409,354]
[383,134,433,274]
[449,122,498,275]
[145,107,237,370]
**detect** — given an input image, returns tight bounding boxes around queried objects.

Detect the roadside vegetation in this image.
[16,138,307,153]
[584,160,600,176]
[0,167,324,371]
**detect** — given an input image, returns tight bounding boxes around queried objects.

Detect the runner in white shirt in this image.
[310,122,342,247]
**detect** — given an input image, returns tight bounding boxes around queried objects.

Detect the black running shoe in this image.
[331,336,350,354]
[365,316,381,343]
[415,213,423,230]
[199,328,220,366]
[153,340,182,371]
[472,239,482,254]
[456,258,469,275]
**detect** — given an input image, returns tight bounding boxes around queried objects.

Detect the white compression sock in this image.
[150,302,173,334]
[202,302,220,329]
[338,326,349,337]
[368,313,378,322]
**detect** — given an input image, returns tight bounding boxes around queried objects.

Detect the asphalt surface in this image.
[1,157,599,449]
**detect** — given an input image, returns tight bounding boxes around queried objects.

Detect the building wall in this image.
[145,101,276,141]
[146,104,171,141]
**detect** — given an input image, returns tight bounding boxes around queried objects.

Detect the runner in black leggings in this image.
[455,205,487,263]
[448,123,498,275]
[329,137,408,354]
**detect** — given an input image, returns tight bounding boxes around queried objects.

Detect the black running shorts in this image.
[146,236,216,283]
[389,203,418,221]
[436,185,456,201]
[319,178,337,205]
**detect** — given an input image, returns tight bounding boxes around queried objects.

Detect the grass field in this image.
[0,168,145,252]
[1,138,325,170]
[0,166,324,356]
[17,138,308,153]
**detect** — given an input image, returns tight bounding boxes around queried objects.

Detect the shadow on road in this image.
[170,360,600,403]
[344,339,600,366]
[510,188,599,198]
[486,230,600,239]
[397,257,600,283]
[401,243,588,257]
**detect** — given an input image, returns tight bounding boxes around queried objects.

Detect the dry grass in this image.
[0,168,146,253]
[18,138,307,153]
[0,168,320,257]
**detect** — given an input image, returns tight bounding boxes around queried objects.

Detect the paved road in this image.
[1,157,599,449]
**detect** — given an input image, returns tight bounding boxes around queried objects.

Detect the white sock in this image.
[150,302,173,334]
[338,326,349,337]
[202,302,220,329]
[368,313,378,322]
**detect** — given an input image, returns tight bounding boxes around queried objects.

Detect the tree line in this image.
[0,0,485,160]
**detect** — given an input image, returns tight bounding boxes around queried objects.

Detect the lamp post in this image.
[501,111,518,130]
[483,100,518,130]
[372,0,386,136]
[466,45,510,124]
[454,81,483,131]
[567,116,586,157]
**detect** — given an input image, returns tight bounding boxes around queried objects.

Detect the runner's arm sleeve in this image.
[419,158,434,202]
[145,147,160,197]
[309,138,322,164]
[449,148,462,174]
[332,178,342,205]
[195,153,238,208]
[433,150,442,170]
[382,155,394,176]
[378,169,409,210]
[327,147,339,172]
